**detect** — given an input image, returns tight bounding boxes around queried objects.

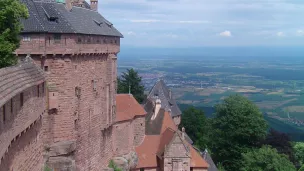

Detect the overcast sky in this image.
[99,0,304,47]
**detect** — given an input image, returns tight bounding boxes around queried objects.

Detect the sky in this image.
[98,0,304,47]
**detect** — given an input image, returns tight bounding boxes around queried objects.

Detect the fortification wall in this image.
[32,52,117,170]
[16,33,120,55]
[0,119,43,171]
[0,83,45,170]
[133,116,145,146]
[113,120,134,156]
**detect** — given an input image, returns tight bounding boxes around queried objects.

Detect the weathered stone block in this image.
[47,156,76,171]
[48,140,76,157]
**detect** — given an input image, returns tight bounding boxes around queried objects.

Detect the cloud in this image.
[127,31,136,35]
[219,31,232,37]
[277,32,285,37]
[100,0,304,47]
[130,19,160,23]
[130,19,210,24]
[297,30,304,36]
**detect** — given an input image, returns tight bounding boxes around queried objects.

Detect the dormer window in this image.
[54,34,61,43]
[23,36,31,42]
[49,16,58,22]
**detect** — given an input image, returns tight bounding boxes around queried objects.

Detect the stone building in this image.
[146,80,182,126]
[135,98,209,171]
[0,57,46,171]
[0,0,123,170]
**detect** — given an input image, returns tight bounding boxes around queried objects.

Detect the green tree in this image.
[0,0,28,68]
[179,106,209,150]
[299,165,304,171]
[240,146,296,171]
[117,68,145,103]
[293,142,304,166]
[210,94,268,171]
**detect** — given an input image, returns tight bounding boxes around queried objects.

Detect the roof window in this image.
[93,20,103,26]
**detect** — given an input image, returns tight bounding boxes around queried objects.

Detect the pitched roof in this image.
[202,150,218,171]
[20,0,123,37]
[146,79,181,117]
[189,144,209,168]
[137,106,209,169]
[116,94,146,122]
[135,135,160,168]
[0,57,45,108]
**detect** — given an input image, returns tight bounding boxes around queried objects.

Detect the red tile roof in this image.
[189,145,209,168]
[136,110,209,169]
[116,94,146,122]
[135,135,160,168]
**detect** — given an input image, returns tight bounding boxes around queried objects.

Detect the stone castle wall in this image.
[0,119,43,171]
[30,49,118,170]
[0,83,46,170]
[16,33,120,56]
[113,120,134,156]
[133,116,145,147]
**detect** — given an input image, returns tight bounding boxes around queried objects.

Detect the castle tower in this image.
[90,0,98,11]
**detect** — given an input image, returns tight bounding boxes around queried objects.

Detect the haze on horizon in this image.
[100,0,304,48]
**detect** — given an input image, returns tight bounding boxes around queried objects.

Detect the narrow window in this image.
[54,34,61,44]
[3,105,6,122]
[78,37,82,43]
[48,37,51,45]
[37,85,40,97]
[65,37,67,45]
[22,36,31,42]
[11,99,13,113]
[87,37,91,44]
[106,84,110,123]
[20,93,24,107]
[103,39,106,44]
[42,82,45,95]
[44,66,49,72]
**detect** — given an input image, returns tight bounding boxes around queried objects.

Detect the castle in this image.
[0,0,215,170]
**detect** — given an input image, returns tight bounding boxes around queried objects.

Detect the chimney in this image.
[169,89,172,99]
[65,0,73,11]
[182,127,185,140]
[152,98,161,120]
[90,0,98,11]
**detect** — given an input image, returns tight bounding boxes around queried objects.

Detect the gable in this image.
[164,133,190,158]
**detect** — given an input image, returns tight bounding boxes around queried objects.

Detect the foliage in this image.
[240,146,296,171]
[44,165,52,171]
[299,165,304,171]
[108,160,122,171]
[262,129,296,163]
[0,0,28,68]
[293,142,304,166]
[179,106,210,150]
[117,68,145,103]
[210,94,268,171]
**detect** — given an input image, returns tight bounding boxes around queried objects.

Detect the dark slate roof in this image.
[145,108,165,135]
[202,149,218,171]
[20,0,123,37]
[146,79,182,117]
[0,56,45,108]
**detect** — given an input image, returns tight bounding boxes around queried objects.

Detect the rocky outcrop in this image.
[44,140,76,171]
[112,151,138,171]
